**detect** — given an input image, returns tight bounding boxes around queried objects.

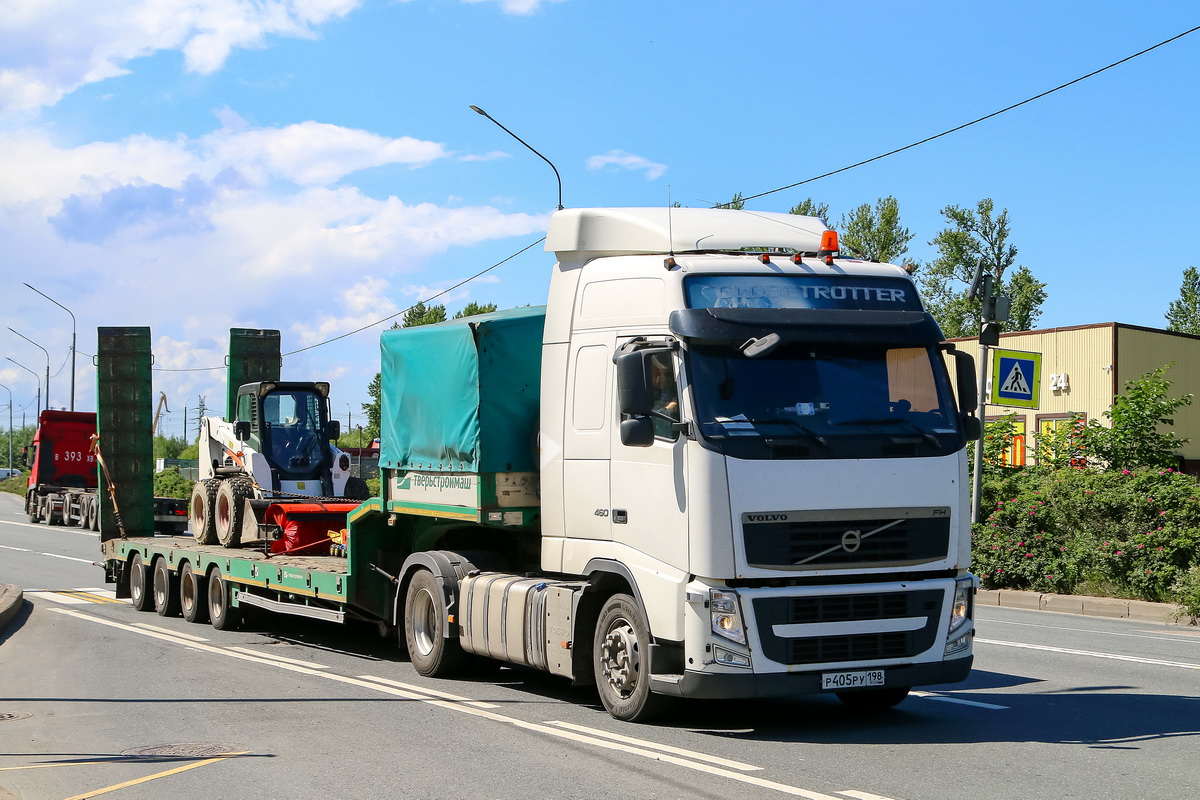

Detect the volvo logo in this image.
[841,529,863,553]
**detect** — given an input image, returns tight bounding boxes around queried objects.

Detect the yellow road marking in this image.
[60,751,249,800]
[57,591,124,604]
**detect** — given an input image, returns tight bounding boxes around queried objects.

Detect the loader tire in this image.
[190,480,220,545]
[343,477,371,501]
[215,477,253,547]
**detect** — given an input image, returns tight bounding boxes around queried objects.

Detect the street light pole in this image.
[0,383,12,472]
[6,358,41,418]
[24,284,76,411]
[8,328,50,412]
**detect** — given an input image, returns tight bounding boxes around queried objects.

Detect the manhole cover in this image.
[0,712,31,722]
[121,744,246,758]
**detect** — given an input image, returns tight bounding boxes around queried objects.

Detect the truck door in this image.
[609,347,689,569]
[561,336,613,541]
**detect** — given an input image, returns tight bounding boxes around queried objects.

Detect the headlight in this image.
[710,589,746,645]
[948,577,972,635]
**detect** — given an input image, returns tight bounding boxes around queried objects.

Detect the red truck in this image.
[25,410,187,533]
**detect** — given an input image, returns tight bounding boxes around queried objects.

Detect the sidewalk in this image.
[977,588,1190,625]
[0,584,23,632]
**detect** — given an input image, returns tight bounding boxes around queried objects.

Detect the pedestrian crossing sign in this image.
[991,348,1041,409]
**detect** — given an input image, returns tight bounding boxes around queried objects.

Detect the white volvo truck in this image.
[371,206,982,721]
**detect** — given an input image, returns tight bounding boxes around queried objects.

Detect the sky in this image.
[2,0,1199,440]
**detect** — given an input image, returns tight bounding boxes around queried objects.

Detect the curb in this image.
[0,584,24,632]
[976,588,1193,625]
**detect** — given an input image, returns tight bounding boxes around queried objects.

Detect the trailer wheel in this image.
[593,593,666,722]
[403,570,468,677]
[190,480,220,545]
[179,561,208,624]
[207,567,242,631]
[129,553,155,612]
[151,557,181,617]
[215,478,253,547]
[836,687,910,711]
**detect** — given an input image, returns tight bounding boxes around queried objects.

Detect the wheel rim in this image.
[411,587,436,657]
[130,557,146,601]
[598,616,640,698]
[154,564,167,606]
[217,492,231,531]
[180,566,195,614]
[209,575,224,620]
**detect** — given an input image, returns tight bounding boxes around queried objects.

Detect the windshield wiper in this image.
[834,417,943,449]
[736,417,829,447]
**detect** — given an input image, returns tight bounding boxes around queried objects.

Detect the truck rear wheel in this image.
[593,593,666,722]
[190,480,219,545]
[403,570,468,677]
[179,561,209,624]
[152,557,181,617]
[129,553,154,612]
[207,567,242,631]
[215,478,253,547]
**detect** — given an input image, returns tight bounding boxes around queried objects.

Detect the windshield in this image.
[262,390,327,474]
[687,341,962,460]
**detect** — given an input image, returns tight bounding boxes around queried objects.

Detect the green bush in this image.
[154,468,194,500]
[974,467,1200,602]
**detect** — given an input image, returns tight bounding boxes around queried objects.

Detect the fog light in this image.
[713,646,751,668]
[945,632,971,656]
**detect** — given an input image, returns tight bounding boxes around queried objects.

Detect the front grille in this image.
[753,589,942,666]
[743,511,951,569]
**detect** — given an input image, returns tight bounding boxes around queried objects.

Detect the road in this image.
[2,490,1198,800]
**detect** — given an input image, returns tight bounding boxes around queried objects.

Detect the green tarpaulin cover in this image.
[380,306,545,474]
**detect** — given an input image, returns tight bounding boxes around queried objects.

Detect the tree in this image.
[789,198,830,221]
[402,301,446,327]
[1081,364,1193,470]
[917,198,1047,338]
[454,302,498,319]
[1165,266,1200,334]
[836,196,913,263]
[716,192,745,210]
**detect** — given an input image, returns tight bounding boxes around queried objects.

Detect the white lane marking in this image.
[51,608,860,800]
[980,616,1194,644]
[545,720,761,771]
[26,591,90,605]
[0,543,95,564]
[132,623,210,642]
[357,675,497,708]
[227,646,327,668]
[0,520,98,536]
[836,792,900,800]
[0,544,32,553]
[976,638,1200,670]
[909,691,1009,710]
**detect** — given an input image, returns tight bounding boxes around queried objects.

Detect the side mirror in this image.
[327,420,341,441]
[961,415,982,442]
[620,417,655,448]
[615,350,653,415]
[233,421,251,442]
[952,351,978,414]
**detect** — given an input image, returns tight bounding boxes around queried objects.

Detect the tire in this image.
[343,476,371,501]
[41,499,55,525]
[836,687,911,711]
[129,553,155,612]
[403,570,468,677]
[207,567,242,631]
[81,501,93,531]
[593,593,667,722]
[27,495,40,524]
[190,480,220,545]
[215,478,253,547]
[152,557,181,617]
[179,561,208,624]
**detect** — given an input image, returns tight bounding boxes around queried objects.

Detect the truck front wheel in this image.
[403,570,467,677]
[593,594,666,722]
[129,553,154,612]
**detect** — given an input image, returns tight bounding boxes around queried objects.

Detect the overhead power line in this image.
[730,24,1200,206]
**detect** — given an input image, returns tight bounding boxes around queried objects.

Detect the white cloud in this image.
[0,0,363,112]
[461,0,567,15]
[586,149,667,181]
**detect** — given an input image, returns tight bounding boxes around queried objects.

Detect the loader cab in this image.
[234,382,340,481]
